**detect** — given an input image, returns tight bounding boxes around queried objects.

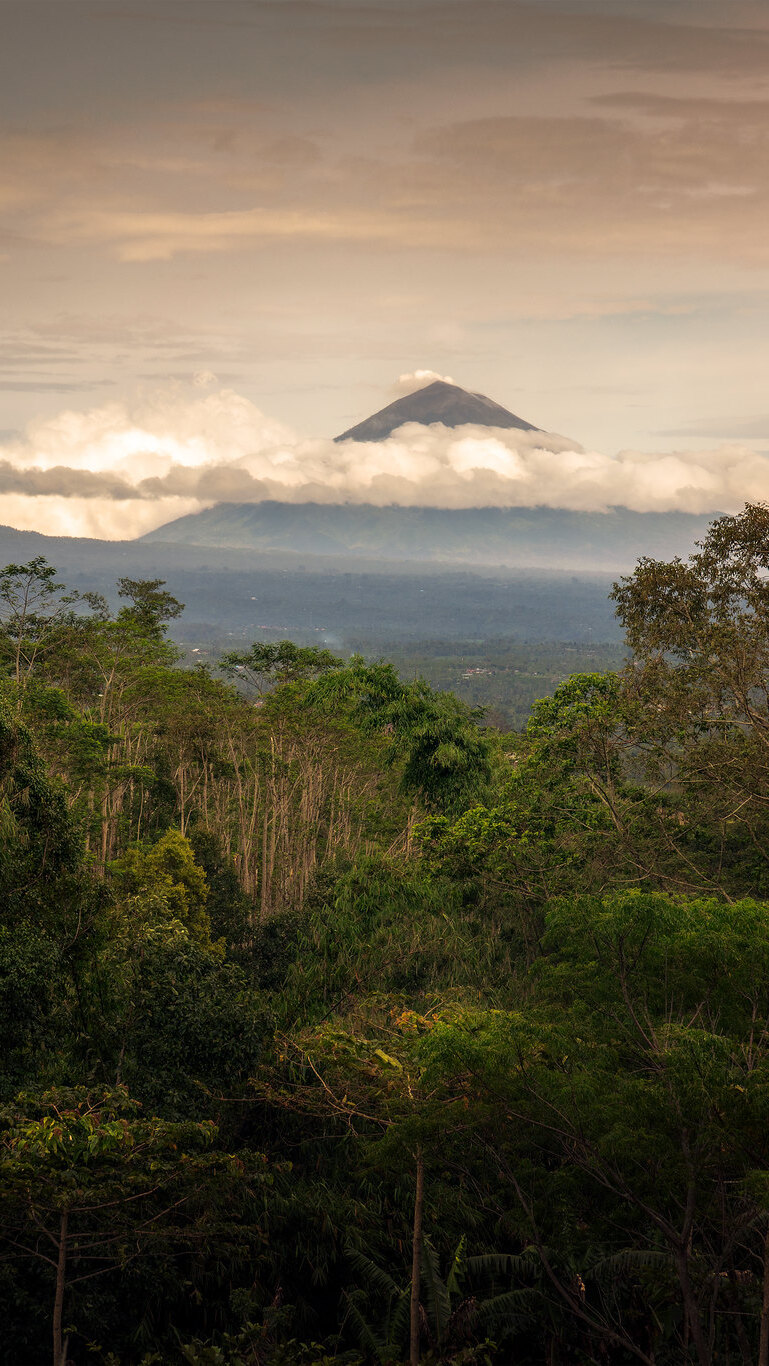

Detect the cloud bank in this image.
[1,382,769,541]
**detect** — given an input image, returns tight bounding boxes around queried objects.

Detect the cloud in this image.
[4,381,769,540]
[0,380,116,393]
[660,415,769,440]
[591,92,769,122]
[43,206,435,262]
[0,461,135,499]
[7,35,769,271]
[393,369,455,397]
[97,2,769,78]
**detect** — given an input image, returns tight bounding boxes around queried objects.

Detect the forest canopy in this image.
[4,506,769,1366]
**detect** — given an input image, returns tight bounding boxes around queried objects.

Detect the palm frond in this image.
[467,1249,538,1279]
[341,1293,388,1362]
[476,1288,539,1327]
[446,1234,467,1297]
[345,1245,402,1300]
[421,1236,452,1343]
[388,1287,412,1348]
[588,1249,673,1281]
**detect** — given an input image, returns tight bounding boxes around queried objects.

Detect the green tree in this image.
[611,501,769,896]
[221,640,343,694]
[0,1085,269,1366]
[0,923,59,1099]
[423,890,769,1366]
[109,827,213,946]
[256,1005,455,1366]
[116,577,184,640]
[0,558,79,690]
[0,691,100,939]
[306,658,493,814]
[189,827,253,947]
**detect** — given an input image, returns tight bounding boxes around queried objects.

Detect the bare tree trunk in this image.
[409,1148,424,1366]
[260,804,270,922]
[676,1248,710,1366]
[53,1210,68,1366]
[758,1225,769,1366]
[100,791,109,867]
[724,1261,752,1366]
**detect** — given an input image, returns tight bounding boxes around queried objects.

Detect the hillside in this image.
[140,500,715,570]
[0,520,622,645]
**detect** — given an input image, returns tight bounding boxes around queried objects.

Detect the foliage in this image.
[0,1085,268,1366]
[0,557,80,687]
[306,658,493,814]
[6,517,769,1364]
[116,577,184,639]
[221,641,344,694]
[109,828,214,946]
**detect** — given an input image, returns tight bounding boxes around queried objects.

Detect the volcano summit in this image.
[334,379,540,442]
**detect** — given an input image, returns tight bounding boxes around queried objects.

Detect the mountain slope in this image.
[334,379,539,442]
[0,520,625,644]
[140,501,715,572]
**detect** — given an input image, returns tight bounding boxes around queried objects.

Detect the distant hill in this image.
[0,520,624,644]
[141,501,715,572]
[334,379,540,442]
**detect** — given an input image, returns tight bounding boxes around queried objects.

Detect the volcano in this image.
[136,379,711,574]
[334,379,539,442]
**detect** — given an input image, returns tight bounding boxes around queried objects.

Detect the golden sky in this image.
[3,0,769,536]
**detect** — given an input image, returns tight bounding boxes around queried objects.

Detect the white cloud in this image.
[2,381,769,540]
[393,369,456,396]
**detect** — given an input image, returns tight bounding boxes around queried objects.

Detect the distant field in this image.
[166,565,621,651]
[179,628,624,733]
[359,637,627,731]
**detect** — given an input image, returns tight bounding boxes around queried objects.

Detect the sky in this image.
[3,0,769,538]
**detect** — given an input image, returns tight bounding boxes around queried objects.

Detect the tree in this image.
[116,577,184,640]
[0,558,79,689]
[254,1001,484,1366]
[611,502,769,897]
[0,691,100,938]
[220,640,343,694]
[189,827,253,946]
[0,1085,269,1366]
[306,658,493,814]
[422,890,769,1366]
[109,827,213,946]
[0,922,59,1100]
